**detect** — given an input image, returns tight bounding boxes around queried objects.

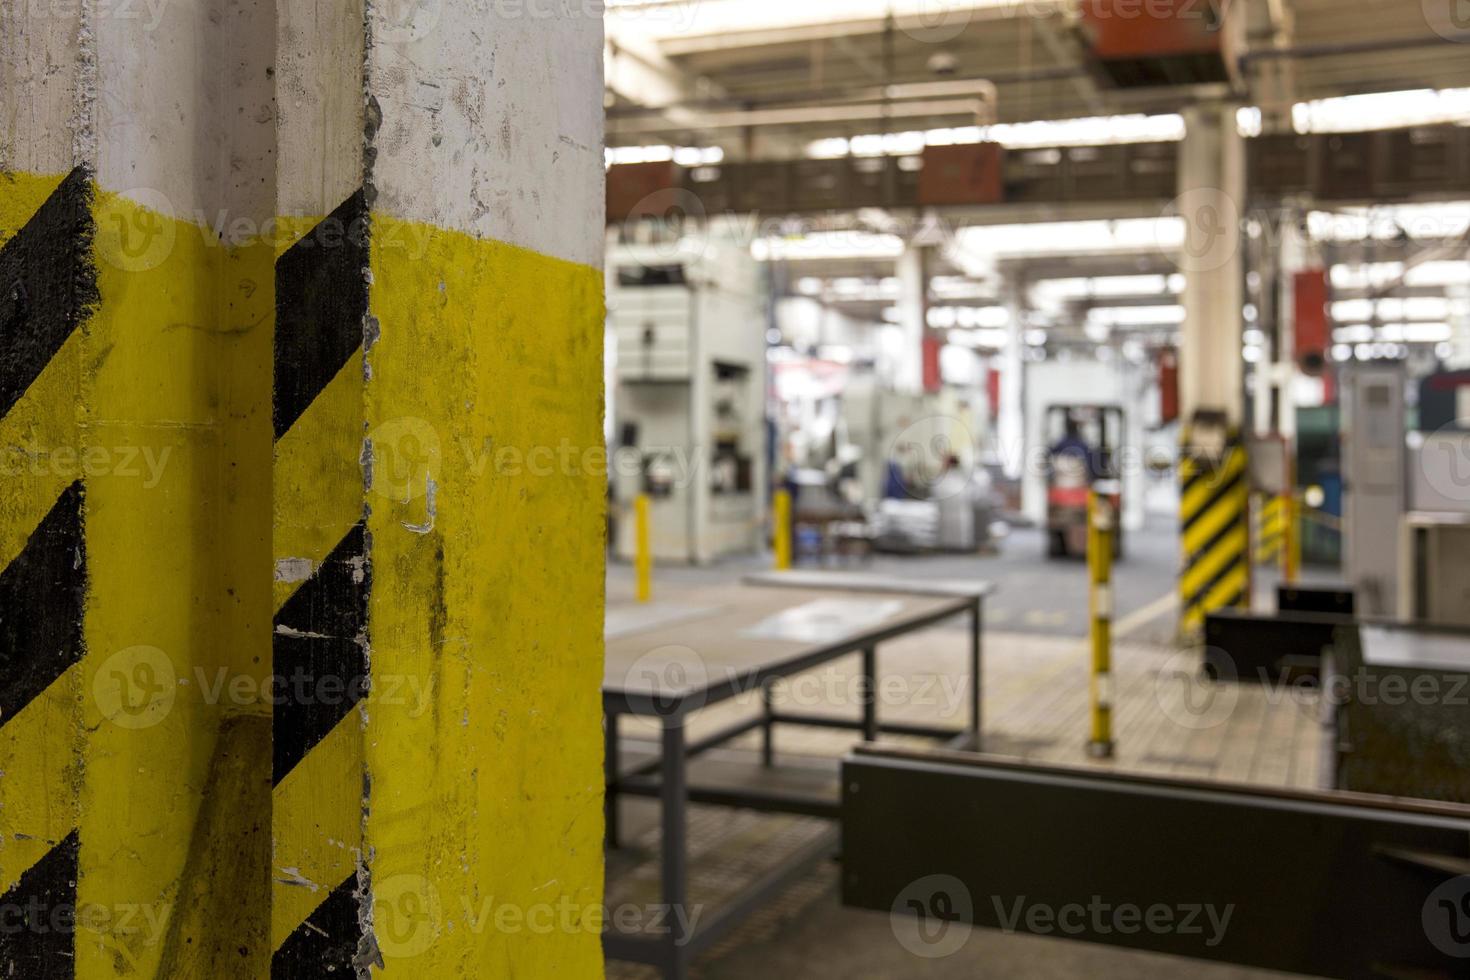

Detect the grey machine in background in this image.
[1340,364,1407,618]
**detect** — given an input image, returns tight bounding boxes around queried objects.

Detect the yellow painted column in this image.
[773,489,793,571]
[635,493,653,603]
[1284,492,1302,585]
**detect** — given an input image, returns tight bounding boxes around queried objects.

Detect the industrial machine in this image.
[1340,364,1407,617]
[1399,375,1470,625]
[1044,404,1124,559]
[608,223,766,565]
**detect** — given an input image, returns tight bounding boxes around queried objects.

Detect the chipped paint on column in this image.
[361,0,606,975]
[269,1,372,975]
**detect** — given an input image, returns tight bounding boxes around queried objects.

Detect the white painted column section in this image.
[999,290,1026,480]
[1449,284,1470,371]
[1178,103,1246,428]
[896,243,930,395]
[1276,214,1307,439]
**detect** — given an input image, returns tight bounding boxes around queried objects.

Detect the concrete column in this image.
[3,0,277,975]
[1276,214,1307,439]
[999,288,1027,480]
[1177,103,1247,430]
[896,243,931,394]
[273,2,606,977]
[2,2,604,977]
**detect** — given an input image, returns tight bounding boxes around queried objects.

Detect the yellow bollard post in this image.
[635,494,653,603]
[1284,491,1301,585]
[773,489,793,571]
[1087,490,1116,759]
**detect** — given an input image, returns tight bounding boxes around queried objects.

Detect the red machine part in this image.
[1080,0,1236,87]
[606,161,678,223]
[1294,268,1330,376]
[918,143,1004,207]
[1158,347,1180,424]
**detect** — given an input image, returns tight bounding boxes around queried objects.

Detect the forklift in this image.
[1045,404,1124,559]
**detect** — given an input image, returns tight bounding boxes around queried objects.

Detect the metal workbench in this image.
[602,573,993,979]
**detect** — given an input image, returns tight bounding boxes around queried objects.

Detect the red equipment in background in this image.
[1079,0,1239,88]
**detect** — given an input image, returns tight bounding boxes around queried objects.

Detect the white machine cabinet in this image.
[1341,364,1408,617]
[608,227,767,565]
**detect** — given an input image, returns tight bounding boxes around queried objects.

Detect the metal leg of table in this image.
[661,720,691,980]
[861,645,878,743]
[605,710,620,850]
[761,679,776,768]
[970,600,983,750]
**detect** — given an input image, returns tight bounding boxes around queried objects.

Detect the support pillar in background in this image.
[1177,103,1246,431]
[896,243,932,394]
[999,286,1027,480]
[1176,103,1250,633]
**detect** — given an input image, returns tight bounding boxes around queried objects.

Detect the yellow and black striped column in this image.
[1179,433,1251,634]
[270,190,372,976]
[1253,492,1287,568]
[0,167,93,979]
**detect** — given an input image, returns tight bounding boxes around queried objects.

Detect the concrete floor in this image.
[605,520,1325,979]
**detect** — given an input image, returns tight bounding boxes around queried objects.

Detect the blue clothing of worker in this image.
[1050,434,1101,481]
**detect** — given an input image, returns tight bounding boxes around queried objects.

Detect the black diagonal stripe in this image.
[0,482,85,723]
[272,522,369,785]
[1183,505,1247,564]
[1180,460,1209,497]
[273,190,369,440]
[0,830,79,979]
[270,872,362,979]
[1182,470,1246,536]
[1186,551,1249,615]
[0,167,96,420]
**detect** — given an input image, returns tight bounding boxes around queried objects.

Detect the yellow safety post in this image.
[635,494,653,603]
[1284,491,1302,585]
[1087,490,1116,759]
[773,489,793,571]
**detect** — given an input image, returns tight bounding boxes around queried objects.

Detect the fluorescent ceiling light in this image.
[752,231,904,262]
[955,218,1182,262]
[1087,305,1186,327]
[1292,88,1470,134]
[1309,203,1470,243]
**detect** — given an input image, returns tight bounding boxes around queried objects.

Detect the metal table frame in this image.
[603,581,990,980]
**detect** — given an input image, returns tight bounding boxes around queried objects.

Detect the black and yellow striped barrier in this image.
[1179,437,1251,635]
[0,167,93,978]
[1253,492,1288,567]
[1087,491,1116,759]
[270,191,372,975]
